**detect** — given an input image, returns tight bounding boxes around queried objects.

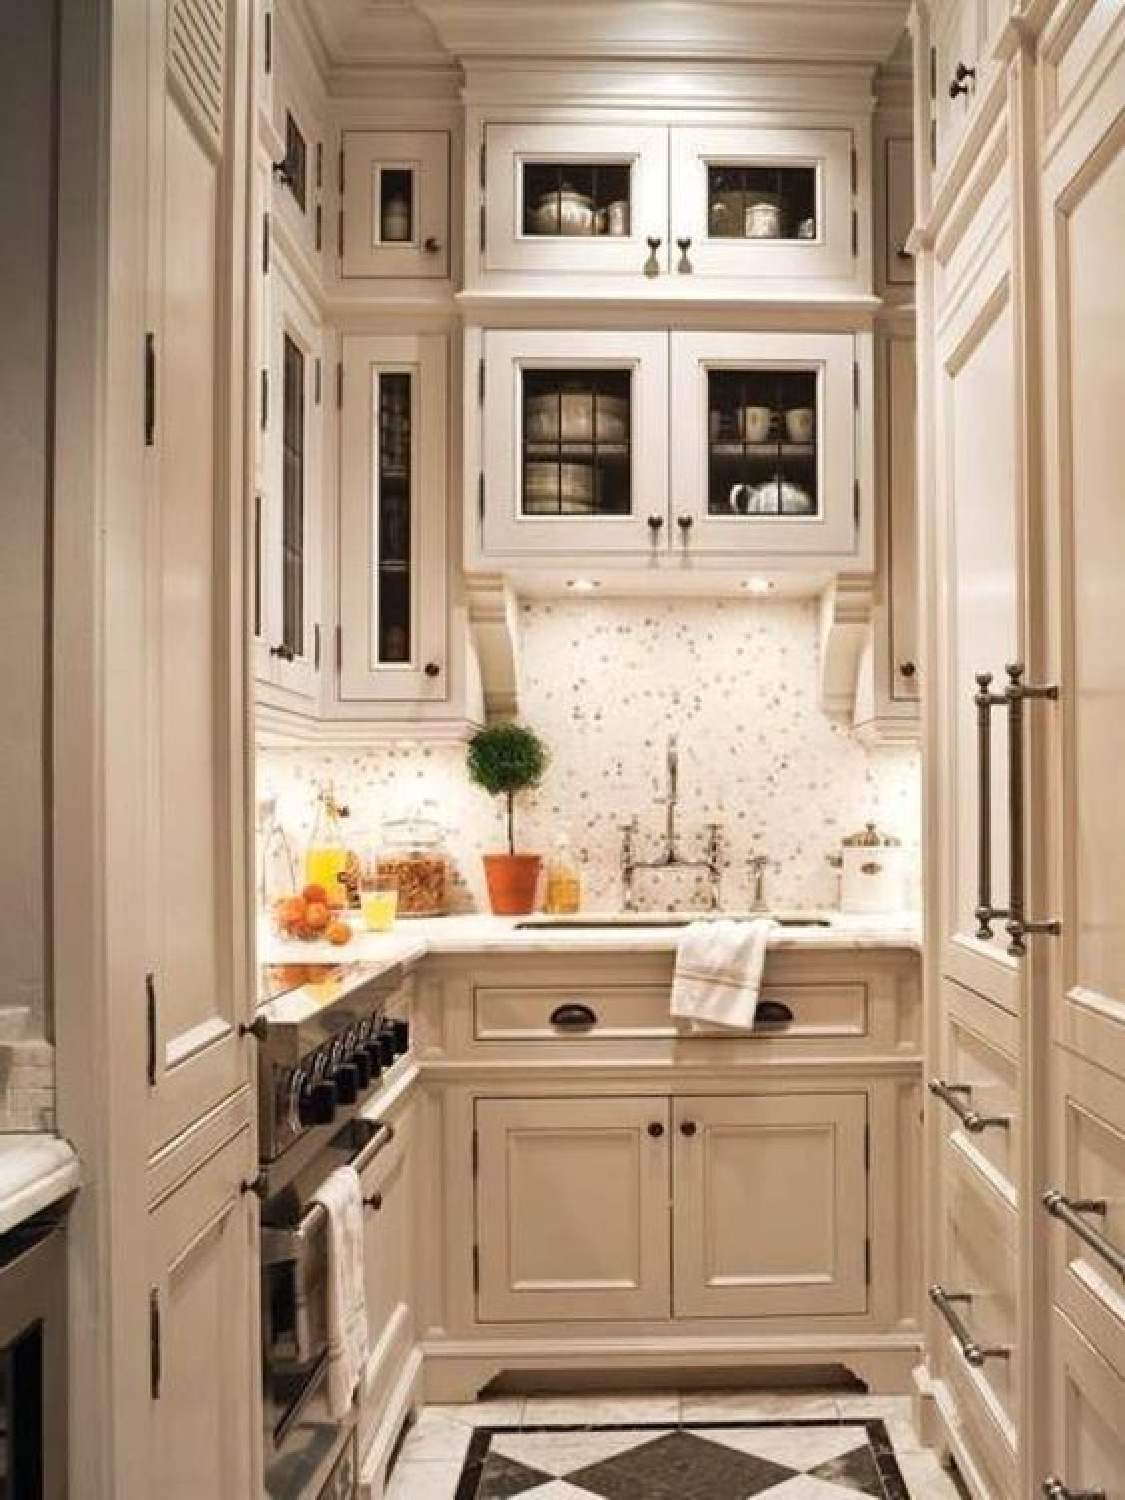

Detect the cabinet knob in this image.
[675,236,693,274]
[676,515,694,544]
[644,236,663,278]
[647,1121,665,1138]
[423,236,441,254]
[899,660,917,679]
[647,514,665,537]
[949,61,976,98]
[270,643,295,661]
[364,1190,384,1212]
[424,661,441,678]
[680,1120,697,1138]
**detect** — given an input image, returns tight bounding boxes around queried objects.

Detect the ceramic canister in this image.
[837,822,909,913]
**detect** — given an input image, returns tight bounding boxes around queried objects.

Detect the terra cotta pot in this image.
[482,853,542,916]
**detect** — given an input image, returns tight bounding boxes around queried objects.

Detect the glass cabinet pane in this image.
[281,334,305,655]
[707,368,819,518]
[521,368,632,516]
[521,163,632,238]
[707,164,817,241]
[376,372,412,662]
[378,167,414,245]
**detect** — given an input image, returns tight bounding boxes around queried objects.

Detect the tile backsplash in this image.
[258,598,921,913]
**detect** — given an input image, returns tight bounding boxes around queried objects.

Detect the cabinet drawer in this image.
[933,980,1019,1204]
[935,1145,1018,1455]
[1046,1049,1125,1382]
[1047,1307,1125,1499]
[473,981,869,1043]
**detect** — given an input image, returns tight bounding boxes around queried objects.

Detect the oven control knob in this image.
[300,1081,337,1127]
[375,1029,397,1068]
[360,1040,384,1079]
[334,1064,359,1106]
[389,1018,410,1055]
[350,1050,372,1090]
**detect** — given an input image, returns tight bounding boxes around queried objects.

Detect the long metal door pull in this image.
[929,1284,1011,1366]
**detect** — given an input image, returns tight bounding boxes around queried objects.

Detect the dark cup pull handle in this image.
[550,1002,598,1031]
[755,1000,795,1027]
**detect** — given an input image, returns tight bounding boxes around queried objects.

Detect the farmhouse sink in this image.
[514,912,833,930]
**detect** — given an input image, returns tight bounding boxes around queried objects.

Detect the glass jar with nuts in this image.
[376,813,450,917]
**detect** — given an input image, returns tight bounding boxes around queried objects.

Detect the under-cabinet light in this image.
[740,577,775,595]
[566,578,601,592]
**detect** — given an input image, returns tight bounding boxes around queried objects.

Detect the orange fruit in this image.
[326,920,352,947]
[277,896,306,931]
[302,882,328,905]
[304,901,330,932]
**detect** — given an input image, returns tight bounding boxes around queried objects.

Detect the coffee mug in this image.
[742,406,774,443]
[785,407,815,443]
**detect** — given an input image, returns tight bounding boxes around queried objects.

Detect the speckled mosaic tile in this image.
[259,599,921,913]
[453,1421,912,1500]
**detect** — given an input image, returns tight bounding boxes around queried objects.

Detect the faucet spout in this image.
[665,736,679,859]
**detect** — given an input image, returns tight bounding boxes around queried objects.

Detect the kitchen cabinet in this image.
[144,0,254,1154]
[476,120,864,288]
[338,333,451,706]
[931,0,981,175]
[475,328,865,566]
[340,130,451,280]
[146,1127,257,1499]
[672,1093,869,1319]
[255,255,324,705]
[880,135,915,293]
[475,1095,672,1323]
[1046,1310,1125,1500]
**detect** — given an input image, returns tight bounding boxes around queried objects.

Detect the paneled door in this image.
[672,1093,869,1319]
[143,0,252,1153]
[1039,29,1125,1079]
[931,138,1024,1015]
[475,1096,671,1322]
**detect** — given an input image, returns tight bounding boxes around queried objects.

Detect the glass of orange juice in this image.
[360,874,399,933]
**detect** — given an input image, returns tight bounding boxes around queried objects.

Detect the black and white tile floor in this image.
[384,1394,963,1500]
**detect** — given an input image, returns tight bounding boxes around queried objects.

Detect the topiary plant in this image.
[466,722,548,855]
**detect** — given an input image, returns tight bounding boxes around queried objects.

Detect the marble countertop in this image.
[0,1134,80,1238]
[261,909,922,975]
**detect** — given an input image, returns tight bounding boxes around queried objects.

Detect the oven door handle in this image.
[272,1347,331,1449]
[262,1120,397,1264]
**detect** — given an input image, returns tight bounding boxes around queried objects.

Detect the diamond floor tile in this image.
[567,1429,797,1500]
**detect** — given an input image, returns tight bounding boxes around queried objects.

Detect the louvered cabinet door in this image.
[143,0,253,1154]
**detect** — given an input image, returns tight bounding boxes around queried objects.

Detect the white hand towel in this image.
[671,917,777,1030]
[313,1163,369,1420]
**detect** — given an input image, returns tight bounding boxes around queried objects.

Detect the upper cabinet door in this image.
[932,0,981,175]
[341,130,450,280]
[144,0,251,1152]
[882,136,916,290]
[482,122,670,277]
[669,126,859,283]
[480,329,669,557]
[670,330,858,559]
[339,334,449,702]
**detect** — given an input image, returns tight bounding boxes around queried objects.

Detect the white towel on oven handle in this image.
[671,917,777,1030]
[313,1163,369,1419]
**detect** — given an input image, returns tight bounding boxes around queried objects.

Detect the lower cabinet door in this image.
[672,1092,869,1318]
[475,1096,672,1323]
[1047,1307,1125,1499]
[147,1127,257,1500]
[358,1100,416,1451]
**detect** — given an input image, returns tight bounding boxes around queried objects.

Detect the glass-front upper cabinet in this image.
[338,333,448,701]
[669,331,859,557]
[340,130,451,280]
[480,329,669,555]
[669,127,858,281]
[481,123,670,276]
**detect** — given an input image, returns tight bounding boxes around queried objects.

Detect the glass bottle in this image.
[544,835,582,915]
[305,781,349,909]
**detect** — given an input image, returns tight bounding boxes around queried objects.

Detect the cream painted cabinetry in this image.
[473,118,867,291]
[472,327,870,570]
[419,947,922,1402]
[340,130,451,281]
[146,1126,258,1500]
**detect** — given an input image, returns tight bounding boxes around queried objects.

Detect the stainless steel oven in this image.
[251,962,411,1500]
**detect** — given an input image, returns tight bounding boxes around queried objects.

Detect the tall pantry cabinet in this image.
[55,1,258,1496]
[912,2,1125,1497]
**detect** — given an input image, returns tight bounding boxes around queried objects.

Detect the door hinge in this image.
[479,137,487,189]
[853,360,860,410]
[313,623,321,672]
[477,472,485,521]
[479,203,487,255]
[930,120,937,167]
[262,211,271,274]
[260,368,269,430]
[145,972,157,1085]
[315,142,323,191]
[149,1288,162,1398]
[472,1244,480,1294]
[144,333,156,447]
[471,1129,479,1177]
[314,358,322,406]
[337,149,345,195]
[477,357,485,406]
[337,210,344,260]
[851,208,859,257]
[863,1121,871,1172]
[850,144,858,194]
[929,45,936,100]
[315,203,323,253]
[335,624,342,671]
[335,361,343,410]
[263,7,272,75]
[864,1236,872,1285]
